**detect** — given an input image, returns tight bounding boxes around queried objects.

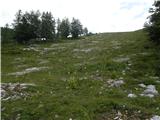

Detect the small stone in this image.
[113,80,124,87]
[117,111,122,116]
[1,89,6,98]
[139,83,146,88]
[122,70,126,75]
[150,115,160,120]
[55,114,59,118]
[114,116,119,120]
[140,84,158,98]
[8,67,49,76]
[16,114,21,120]
[1,82,36,101]
[128,93,137,98]
[128,63,132,66]
[2,97,11,101]
[1,107,5,112]
[113,57,130,63]
[143,85,158,95]
[149,76,159,80]
[156,81,160,83]
[135,87,138,90]
[140,94,154,98]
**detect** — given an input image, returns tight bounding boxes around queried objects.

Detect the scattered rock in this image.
[23,47,39,52]
[92,41,99,43]
[79,76,88,81]
[1,107,5,112]
[149,76,159,80]
[16,114,21,120]
[113,46,121,50]
[140,94,155,98]
[113,57,130,63]
[39,60,49,64]
[20,83,36,87]
[128,63,132,66]
[55,114,59,118]
[17,64,28,68]
[114,111,122,120]
[8,67,49,76]
[44,47,65,52]
[140,85,158,98]
[126,67,130,70]
[122,70,126,75]
[139,83,146,88]
[1,83,35,101]
[150,115,160,120]
[50,44,60,47]
[14,57,22,61]
[144,85,158,95]
[139,52,149,56]
[107,79,124,87]
[13,57,25,64]
[156,81,160,83]
[73,48,94,53]
[128,93,137,98]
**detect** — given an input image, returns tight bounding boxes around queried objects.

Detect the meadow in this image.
[1,30,160,120]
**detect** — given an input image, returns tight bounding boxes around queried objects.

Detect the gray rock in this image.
[1,89,6,98]
[23,47,39,52]
[140,85,158,98]
[128,93,137,98]
[73,48,93,53]
[1,83,35,101]
[139,83,146,88]
[140,93,155,98]
[113,57,130,63]
[150,115,160,120]
[107,79,124,87]
[8,67,49,76]
[143,85,158,95]
[156,81,160,83]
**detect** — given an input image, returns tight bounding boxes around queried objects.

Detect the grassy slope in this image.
[1,30,160,119]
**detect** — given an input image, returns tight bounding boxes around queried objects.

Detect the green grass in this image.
[1,30,160,119]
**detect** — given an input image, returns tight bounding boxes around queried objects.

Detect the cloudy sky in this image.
[0,0,154,32]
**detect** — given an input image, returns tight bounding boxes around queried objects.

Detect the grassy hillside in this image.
[1,30,160,119]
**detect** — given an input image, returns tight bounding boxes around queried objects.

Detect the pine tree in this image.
[24,10,41,38]
[145,1,160,44]
[13,10,31,44]
[1,24,14,43]
[13,10,42,43]
[41,12,56,40]
[56,18,61,39]
[59,18,70,38]
[83,27,88,36]
[71,18,83,38]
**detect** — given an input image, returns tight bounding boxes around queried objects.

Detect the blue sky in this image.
[0,0,154,32]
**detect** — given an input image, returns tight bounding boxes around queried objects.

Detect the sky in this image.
[0,0,154,33]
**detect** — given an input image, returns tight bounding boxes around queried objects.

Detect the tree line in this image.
[1,10,90,44]
[145,0,160,45]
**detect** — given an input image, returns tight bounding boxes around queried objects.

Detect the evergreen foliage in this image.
[145,1,160,44]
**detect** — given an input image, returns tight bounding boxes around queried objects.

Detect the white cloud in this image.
[0,0,154,32]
